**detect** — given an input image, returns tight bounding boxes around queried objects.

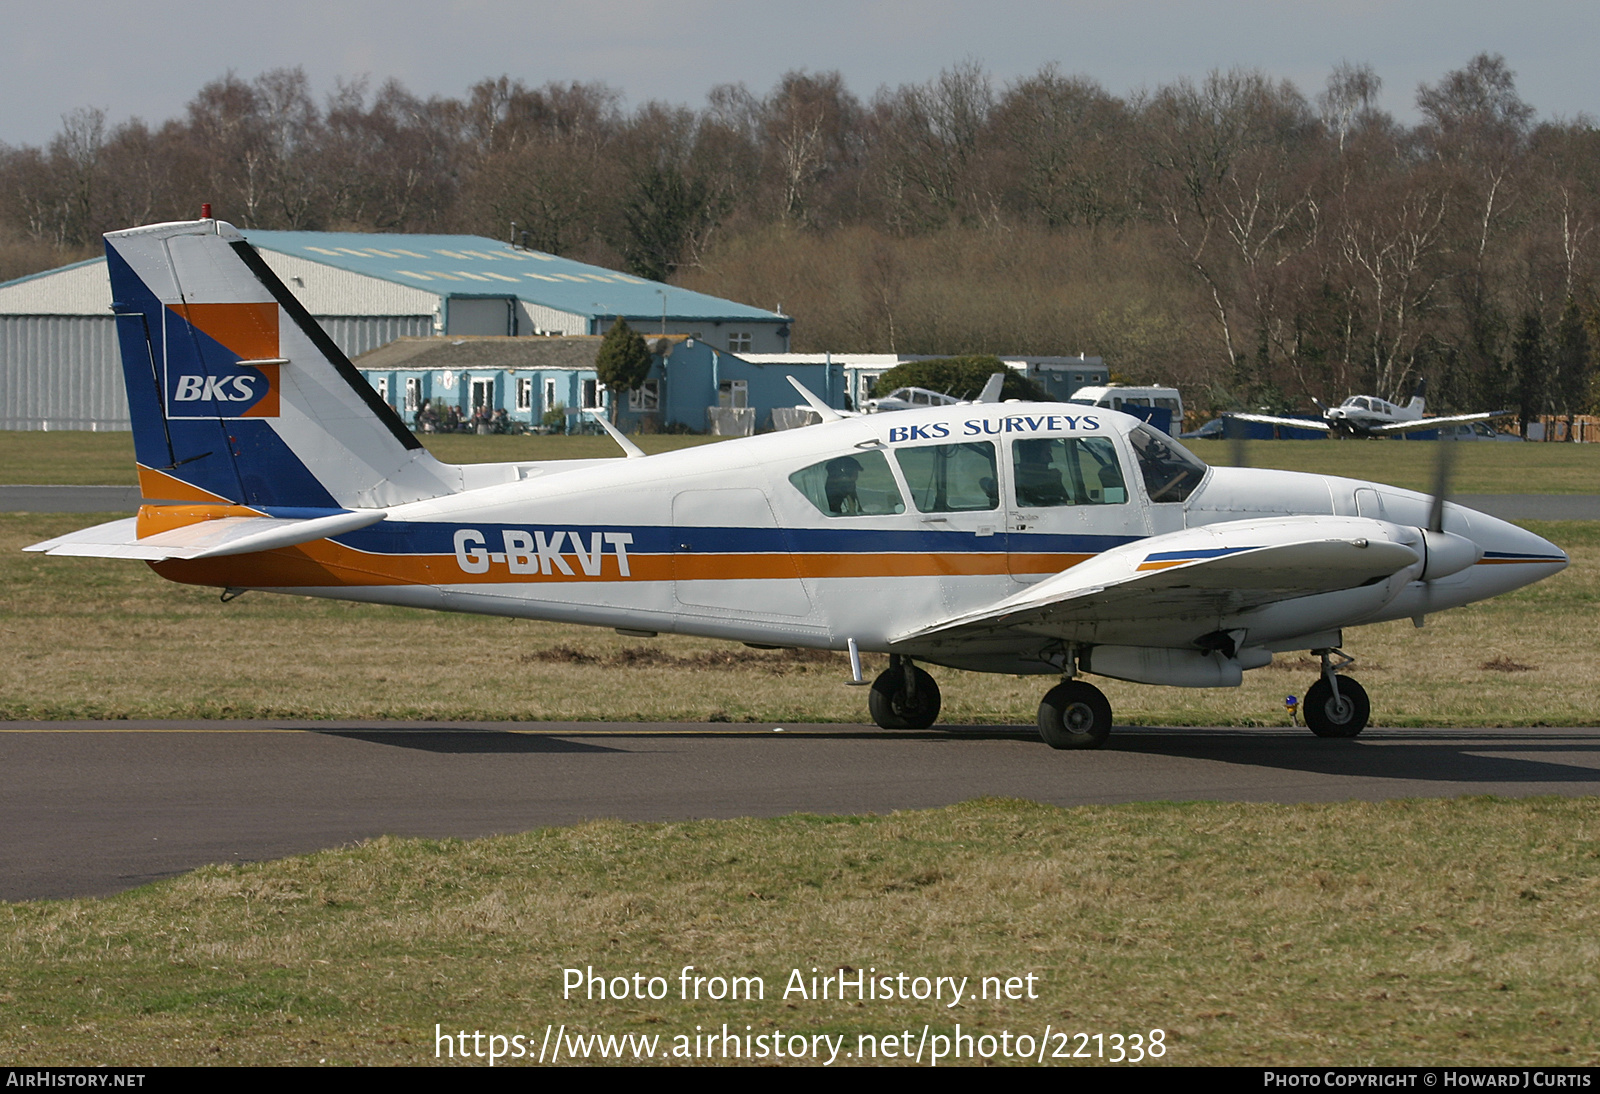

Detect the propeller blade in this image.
[1224,415,1250,469]
[1427,427,1458,533]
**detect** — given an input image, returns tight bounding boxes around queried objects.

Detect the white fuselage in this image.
[195,405,1563,678]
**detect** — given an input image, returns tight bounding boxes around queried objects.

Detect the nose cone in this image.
[1470,512,1569,595]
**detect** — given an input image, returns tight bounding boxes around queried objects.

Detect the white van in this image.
[1067,385,1184,434]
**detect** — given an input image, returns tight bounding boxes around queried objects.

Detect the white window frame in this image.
[718,379,748,409]
[516,377,532,411]
[728,331,752,353]
[374,375,389,403]
[404,376,421,412]
[471,378,495,411]
[544,378,558,412]
[628,379,660,411]
[581,379,600,409]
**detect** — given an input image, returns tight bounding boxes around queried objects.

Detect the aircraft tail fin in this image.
[105,217,460,510]
[975,372,1006,403]
[1404,377,1428,415]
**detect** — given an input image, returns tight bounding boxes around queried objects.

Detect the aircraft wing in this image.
[893,516,1418,649]
[1370,410,1513,435]
[24,509,387,561]
[1222,412,1332,433]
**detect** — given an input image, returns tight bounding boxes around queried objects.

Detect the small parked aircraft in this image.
[862,374,1004,413]
[27,218,1569,748]
[1225,379,1513,439]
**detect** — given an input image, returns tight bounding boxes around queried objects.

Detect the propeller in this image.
[1223,413,1251,469]
[1426,423,1457,534]
[1416,428,1480,583]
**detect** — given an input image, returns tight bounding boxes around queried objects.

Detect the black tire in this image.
[1037,680,1113,750]
[868,666,941,729]
[1304,676,1369,738]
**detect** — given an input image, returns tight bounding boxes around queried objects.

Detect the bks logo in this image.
[173,375,260,402]
[166,364,280,419]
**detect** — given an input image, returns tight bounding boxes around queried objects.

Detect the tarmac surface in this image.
[4,720,1600,902]
[5,485,1599,520]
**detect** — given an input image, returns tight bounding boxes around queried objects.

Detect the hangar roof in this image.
[246,231,783,324]
[2,231,786,325]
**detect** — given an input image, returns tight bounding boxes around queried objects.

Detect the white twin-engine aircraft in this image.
[1225,379,1513,439]
[28,218,1569,748]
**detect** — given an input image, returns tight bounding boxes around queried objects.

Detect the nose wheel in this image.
[1037,680,1113,750]
[868,659,941,728]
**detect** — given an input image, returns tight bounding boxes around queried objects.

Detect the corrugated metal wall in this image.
[1,314,433,430]
[0,316,127,430]
[318,315,435,356]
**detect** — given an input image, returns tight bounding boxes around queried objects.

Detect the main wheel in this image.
[1303,675,1369,737]
[868,665,941,729]
[1037,680,1113,750]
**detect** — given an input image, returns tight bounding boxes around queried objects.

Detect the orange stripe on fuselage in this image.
[150,538,1096,589]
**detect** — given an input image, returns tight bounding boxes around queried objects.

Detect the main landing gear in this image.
[866,654,1117,750]
[1302,649,1369,738]
[1037,679,1113,750]
[869,655,942,729]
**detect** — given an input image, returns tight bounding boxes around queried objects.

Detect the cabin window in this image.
[895,442,999,513]
[788,451,905,517]
[1012,438,1128,507]
[1128,425,1207,504]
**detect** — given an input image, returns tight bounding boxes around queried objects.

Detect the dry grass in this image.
[2,798,1597,1065]
[2,514,1595,726]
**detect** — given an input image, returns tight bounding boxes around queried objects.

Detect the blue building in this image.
[355,334,848,434]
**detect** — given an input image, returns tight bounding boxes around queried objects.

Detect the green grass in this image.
[1184,438,1600,495]
[3,798,1597,1066]
[3,430,1599,493]
[2,513,1595,726]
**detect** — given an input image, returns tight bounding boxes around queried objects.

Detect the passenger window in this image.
[788,450,905,517]
[895,442,998,513]
[1012,438,1128,506]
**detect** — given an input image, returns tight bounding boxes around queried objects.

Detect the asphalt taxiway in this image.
[4,720,1599,902]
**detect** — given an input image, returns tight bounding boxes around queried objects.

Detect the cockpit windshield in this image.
[1127,425,1208,503]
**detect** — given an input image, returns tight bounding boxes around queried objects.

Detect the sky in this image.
[3,0,1596,148]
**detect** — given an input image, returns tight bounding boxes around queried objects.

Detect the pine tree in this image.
[594,318,652,423]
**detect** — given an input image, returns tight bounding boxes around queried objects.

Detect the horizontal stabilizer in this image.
[25,509,386,561]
